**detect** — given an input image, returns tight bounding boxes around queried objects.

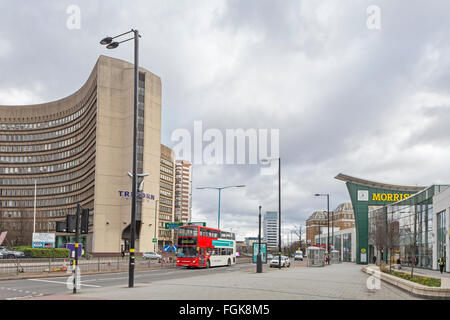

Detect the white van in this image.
[294,250,303,261]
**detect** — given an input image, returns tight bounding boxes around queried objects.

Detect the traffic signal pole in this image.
[73,204,80,294]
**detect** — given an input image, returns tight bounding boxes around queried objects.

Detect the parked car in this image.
[269,255,290,268]
[0,251,3,259]
[0,246,25,259]
[267,254,273,260]
[143,251,162,260]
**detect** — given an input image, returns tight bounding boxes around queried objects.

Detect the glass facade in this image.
[437,210,447,271]
[368,185,449,270]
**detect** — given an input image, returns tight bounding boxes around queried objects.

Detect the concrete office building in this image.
[158,144,175,250]
[175,160,192,223]
[263,211,279,248]
[0,55,162,254]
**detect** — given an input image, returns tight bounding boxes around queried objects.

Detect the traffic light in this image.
[56,221,67,232]
[67,214,76,233]
[81,208,89,234]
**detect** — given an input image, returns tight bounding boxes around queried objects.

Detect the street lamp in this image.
[100,28,141,288]
[315,193,331,264]
[257,205,263,273]
[196,185,245,229]
[261,157,281,269]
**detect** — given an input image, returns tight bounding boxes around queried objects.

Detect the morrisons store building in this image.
[336,174,450,272]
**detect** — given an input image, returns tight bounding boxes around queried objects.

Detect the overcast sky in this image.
[1,1,450,242]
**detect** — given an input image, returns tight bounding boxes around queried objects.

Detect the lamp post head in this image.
[100,37,113,45]
[106,42,119,49]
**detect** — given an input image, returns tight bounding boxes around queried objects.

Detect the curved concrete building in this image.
[0,55,162,254]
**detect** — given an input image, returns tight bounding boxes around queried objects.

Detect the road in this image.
[0,262,255,300]
[0,261,420,300]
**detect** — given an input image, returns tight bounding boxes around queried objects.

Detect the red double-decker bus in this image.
[176,225,236,268]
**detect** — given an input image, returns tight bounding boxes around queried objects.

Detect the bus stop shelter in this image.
[330,249,341,264]
[306,246,325,267]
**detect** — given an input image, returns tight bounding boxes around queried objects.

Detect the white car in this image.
[143,251,162,260]
[294,253,303,261]
[269,255,290,268]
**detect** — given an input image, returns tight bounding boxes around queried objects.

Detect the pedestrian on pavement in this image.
[438,257,446,274]
[373,256,377,264]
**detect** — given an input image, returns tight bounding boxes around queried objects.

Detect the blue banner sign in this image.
[212,240,233,247]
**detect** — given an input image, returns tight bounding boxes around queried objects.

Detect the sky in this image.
[1,1,450,242]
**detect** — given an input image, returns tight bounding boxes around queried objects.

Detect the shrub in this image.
[382,268,441,287]
[11,246,70,258]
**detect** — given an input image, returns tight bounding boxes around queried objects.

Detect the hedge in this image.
[11,246,70,258]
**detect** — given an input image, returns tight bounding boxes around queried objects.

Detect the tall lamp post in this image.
[257,205,263,273]
[100,29,141,288]
[261,157,281,269]
[315,193,330,264]
[196,185,245,229]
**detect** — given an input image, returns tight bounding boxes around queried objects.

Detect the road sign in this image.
[152,238,157,243]
[165,222,206,229]
[32,233,55,248]
[165,222,183,229]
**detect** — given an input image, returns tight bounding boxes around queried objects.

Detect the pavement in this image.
[24,262,419,300]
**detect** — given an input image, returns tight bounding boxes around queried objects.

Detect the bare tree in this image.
[370,210,386,266]
[386,220,400,272]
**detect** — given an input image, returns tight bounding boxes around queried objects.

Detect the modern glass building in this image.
[368,185,449,270]
[336,173,450,271]
[369,185,450,269]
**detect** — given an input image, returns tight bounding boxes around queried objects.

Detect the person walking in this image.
[373,256,377,264]
[438,257,446,274]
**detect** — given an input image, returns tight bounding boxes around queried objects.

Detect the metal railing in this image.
[0,257,175,278]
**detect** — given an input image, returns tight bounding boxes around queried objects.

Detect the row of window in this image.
[159,230,172,237]
[161,158,173,167]
[1,208,77,218]
[160,165,173,175]
[0,105,87,131]
[0,102,95,143]
[160,173,173,183]
[1,121,83,142]
[160,181,173,191]
[160,189,172,198]
[0,136,93,164]
[2,188,94,209]
[209,248,234,256]
[0,173,94,197]
[159,205,172,214]
[0,160,94,186]
[0,144,95,175]
[159,213,172,221]
[159,197,172,206]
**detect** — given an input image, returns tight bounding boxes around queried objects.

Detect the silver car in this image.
[0,246,25,259]
[269,255,291,268]
[143,251,162,260]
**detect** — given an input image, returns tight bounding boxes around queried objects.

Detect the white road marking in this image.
[28,279,101,288]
